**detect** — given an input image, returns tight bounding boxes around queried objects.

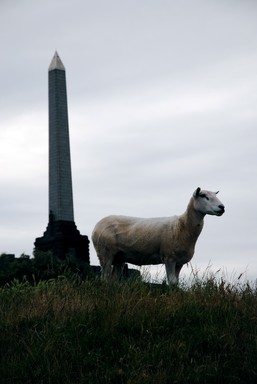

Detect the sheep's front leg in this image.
[165,259,178,285]
[175,264,183,281]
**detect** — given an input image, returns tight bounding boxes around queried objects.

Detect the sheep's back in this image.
[92,214,178,255]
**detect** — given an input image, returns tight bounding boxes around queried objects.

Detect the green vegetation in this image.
[0,273,257,384]
[0,252,94,285]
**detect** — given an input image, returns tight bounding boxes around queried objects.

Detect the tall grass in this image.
[0,276,257,384]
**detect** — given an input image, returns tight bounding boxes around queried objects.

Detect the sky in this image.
[0,0,257,283]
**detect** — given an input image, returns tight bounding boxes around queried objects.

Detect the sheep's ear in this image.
[193,187,201,198]
[215,191,219,195]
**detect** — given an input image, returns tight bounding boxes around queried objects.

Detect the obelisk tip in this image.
[48,51,65,71]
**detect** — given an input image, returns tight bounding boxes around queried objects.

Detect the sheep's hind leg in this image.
[112,263,125,280]
[99,252,113,281]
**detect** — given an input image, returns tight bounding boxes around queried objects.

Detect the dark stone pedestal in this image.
[35,215,90,263]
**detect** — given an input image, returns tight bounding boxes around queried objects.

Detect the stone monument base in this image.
[35,216,90,263]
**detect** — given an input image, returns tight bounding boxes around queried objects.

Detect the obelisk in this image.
[48,52,74,221]
[35,52,90,262]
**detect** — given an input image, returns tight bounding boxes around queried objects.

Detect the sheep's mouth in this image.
[216,208,225,216]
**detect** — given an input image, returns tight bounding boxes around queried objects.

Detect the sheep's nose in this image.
[219,205,225,212]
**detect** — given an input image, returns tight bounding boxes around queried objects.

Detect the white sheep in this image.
[92,187,225,285]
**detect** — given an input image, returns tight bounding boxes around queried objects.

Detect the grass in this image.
[0,275,257,384]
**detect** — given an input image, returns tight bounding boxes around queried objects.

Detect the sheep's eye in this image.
[200,194,209,201]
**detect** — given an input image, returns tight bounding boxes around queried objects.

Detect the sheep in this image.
[92,187,225,285]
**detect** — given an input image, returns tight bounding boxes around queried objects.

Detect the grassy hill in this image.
[1,276,257,384]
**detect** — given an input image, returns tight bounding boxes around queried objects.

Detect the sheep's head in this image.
[193,187,225,216]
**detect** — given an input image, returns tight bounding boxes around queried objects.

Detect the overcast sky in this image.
[1,0,257,283]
